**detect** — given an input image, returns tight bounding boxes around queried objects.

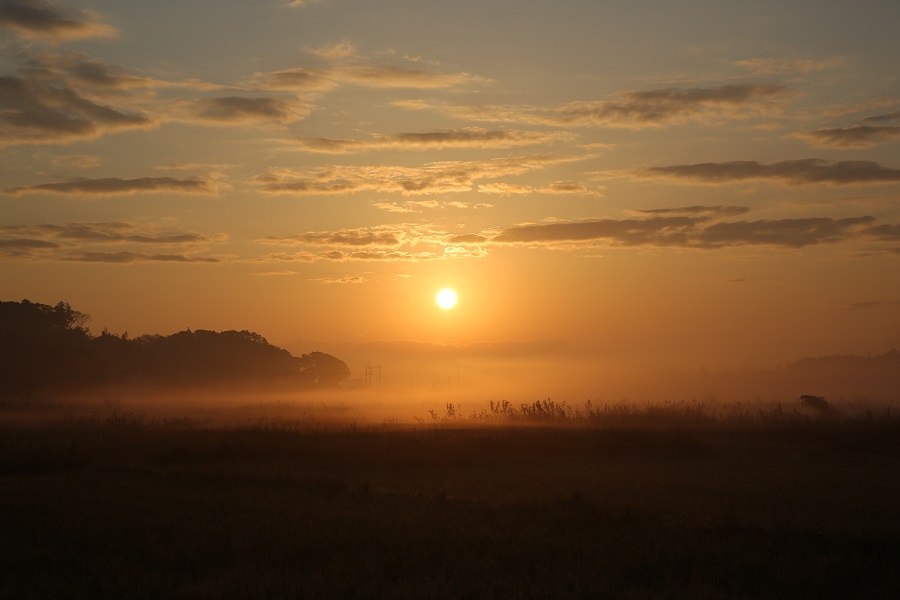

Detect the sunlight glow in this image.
[436,288,457,309]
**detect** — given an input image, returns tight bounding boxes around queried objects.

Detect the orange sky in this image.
[2,0,899,385]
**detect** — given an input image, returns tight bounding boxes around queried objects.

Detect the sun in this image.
[436,288,458,309]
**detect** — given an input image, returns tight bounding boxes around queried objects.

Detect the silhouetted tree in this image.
[297,351,351,387]
[0,300,92,397]
[1,299,352,397]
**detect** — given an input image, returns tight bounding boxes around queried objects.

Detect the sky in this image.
[2,0,900,387]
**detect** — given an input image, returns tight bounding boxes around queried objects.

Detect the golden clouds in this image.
[283,128,575,153]
[0,0,116,41]
[2,175,228,196]
[0,222,225,262]
[639,159,900,186]
[253,154,586,196]
[398,84,791,128]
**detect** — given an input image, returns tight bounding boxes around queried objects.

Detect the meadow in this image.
[1,394,899,599]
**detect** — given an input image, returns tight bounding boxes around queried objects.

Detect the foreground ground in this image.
[1,397,899,599]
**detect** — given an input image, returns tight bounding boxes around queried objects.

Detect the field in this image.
[2,395,899,599]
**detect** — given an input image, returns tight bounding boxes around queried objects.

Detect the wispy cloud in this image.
[397,84,790,128]
[253,154,585,196]
[254,64,481,92]
[304,40,358,60]
[477,181,601,197]
[796,126,900,149]
[312,276,368,284]
[843,298,900,310]
[256,224,489,263]
[283,128,574,153]
[193,96,311,124]
[861,111,900,124]
[63,251,220,264]
[2,174,228,196]
[0,69,153,146]
[0,221,225,261]
[490,214,880,250]
[0,0,116,41]
[734,56,844,76]
[638,159,900,186]
[635,205,750,216]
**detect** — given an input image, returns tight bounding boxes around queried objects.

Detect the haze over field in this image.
[2,0,899,399]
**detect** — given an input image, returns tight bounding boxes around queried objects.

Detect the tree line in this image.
[0,299,350,399]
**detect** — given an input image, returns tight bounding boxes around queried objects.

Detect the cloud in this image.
[2,175,227,196]
[0,221,225,261]
[635,205,750,216]
[477,181,600,197]
[796,126,900,149]
[260,229,402,247]
[843,299,900,310]
[864,223,900,241]
[0,0,116,41]
[861,111,900,124]
[0,70,153,146]
[253,154,585,196]
[639,159,900,186]
[493,216,707,247]
[305,40,358,60]
[63,251,220,263]
[0,237,60,257]
[734,57,844,76]
[256,224,489,263]
[251,67,339,92]
[194,96,311,124]
[400,84,790,129]
[285,0,319,7]
[334,65,481,89]
[696,217,875,248]
[253,64,481,92]
[491,215,877,249]
[50,154,102,169]
[154,162,238,171]
[283,128,574,153]
[312,276,368,285]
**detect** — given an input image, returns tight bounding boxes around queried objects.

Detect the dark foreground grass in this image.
[1,403,899,599]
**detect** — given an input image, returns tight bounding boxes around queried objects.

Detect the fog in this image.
[9,348,897,429]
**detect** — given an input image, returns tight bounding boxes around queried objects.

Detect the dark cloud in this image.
[64,251,220,264]
[261,230,402,247]
[637,205,750,216]
[0,222,219,244]
[696,217,875,248]
[0,237,59,257]
[405,84,790,129]
[0,72,152,146]
[335,65,480,89]
[863,223,900,241]
[843,299,900,310]
[254,154,584,196]
[798,126,900,149]
[0,0,115,40]
[2,175,223,196]
[641,159,900,186]
[286,128,572,153]
[494,217,706,246]
[254,64,478,92]
[195,96,310,124]
[493,215,876,249]
[0,221,225,262]
[860,111,900,124]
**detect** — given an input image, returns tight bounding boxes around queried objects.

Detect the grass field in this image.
[1,395,899,598]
